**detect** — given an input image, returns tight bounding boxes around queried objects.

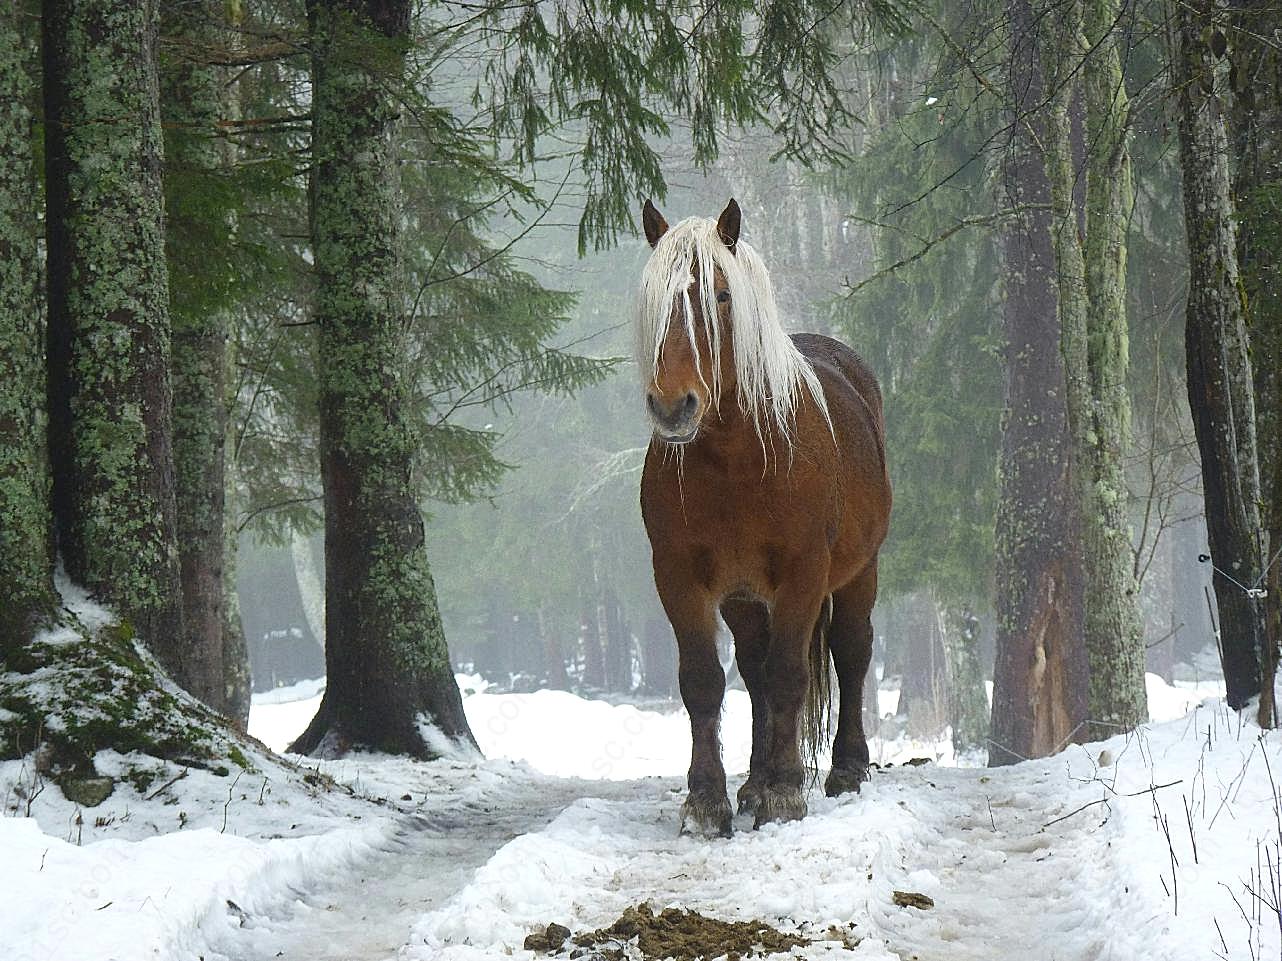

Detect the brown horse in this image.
[637,198,892,836]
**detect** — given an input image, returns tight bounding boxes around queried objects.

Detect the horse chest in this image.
[642,448,838,597]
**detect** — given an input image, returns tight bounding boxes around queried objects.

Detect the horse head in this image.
[638,198,741,445]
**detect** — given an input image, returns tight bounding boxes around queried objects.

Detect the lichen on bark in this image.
[0,0,58,654]
[1041,0,1146,733]
[43,0,187,676]
[290,2,476,758]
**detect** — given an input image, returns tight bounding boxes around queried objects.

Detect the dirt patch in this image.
[525,903,814,960]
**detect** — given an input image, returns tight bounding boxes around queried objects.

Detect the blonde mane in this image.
[635,216,830,448]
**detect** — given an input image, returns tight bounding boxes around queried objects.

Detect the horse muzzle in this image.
[647,391,701,444]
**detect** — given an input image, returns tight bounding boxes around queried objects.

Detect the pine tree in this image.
[990,0,1088,764]
[0,0,57,655]
[1039,0,1147,733]
[289,0,476,757]
[1228,0,1282,724]
[160,0,252,727]
[1173,0,1267,710]
[43,0,187,671]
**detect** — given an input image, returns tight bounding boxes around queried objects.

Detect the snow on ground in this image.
[4,667,1277,961]
[251,678,945,779]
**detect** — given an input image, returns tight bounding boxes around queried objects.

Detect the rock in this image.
[60,776,114,807]
[892,890,935,910]
[546,923,571,947]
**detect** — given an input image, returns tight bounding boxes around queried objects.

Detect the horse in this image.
[636,198,892,836]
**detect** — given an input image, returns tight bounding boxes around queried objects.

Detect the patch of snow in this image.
[252,676,326,706]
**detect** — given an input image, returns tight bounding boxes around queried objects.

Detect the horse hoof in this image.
[752,786,807,828]
[824,764,869,797]
[736,780,765,815]
[680,793,733,838]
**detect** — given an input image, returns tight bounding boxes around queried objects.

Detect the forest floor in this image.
[2,667,1276,961]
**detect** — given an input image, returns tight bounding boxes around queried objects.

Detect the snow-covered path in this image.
[865,762,1167,961]
[8,677,1275,961]
[398,758,1186,961]
[203,774,680,961]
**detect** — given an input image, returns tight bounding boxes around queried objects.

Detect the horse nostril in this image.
[647,394,660,417]
[682,392,698,416]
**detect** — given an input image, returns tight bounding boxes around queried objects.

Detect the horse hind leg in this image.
[721,596,770,816]
[824,564,878,797]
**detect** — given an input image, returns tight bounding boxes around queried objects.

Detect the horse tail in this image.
[802,593,834,782]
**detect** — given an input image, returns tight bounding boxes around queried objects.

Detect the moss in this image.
[226,745,251,771]
[0,612,241,776]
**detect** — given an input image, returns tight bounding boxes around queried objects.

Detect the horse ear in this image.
[642,199,668,248]
[717,198,741,252]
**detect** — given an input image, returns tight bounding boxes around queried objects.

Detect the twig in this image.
[1043,794,1110,829]
[221,771,244,834]
[145,768,189,801]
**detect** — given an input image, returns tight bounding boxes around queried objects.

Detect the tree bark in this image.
[896,595,948,737]
[43,0,187,669]
[290,0,476,758]
[1077,0,1147,729]
[990,0,1089,766]
[639,611,677,698]
[580,587,606,690]
[602,584,631,693]
[943,607,989,754]
[540,605,571,691]
[1041,0,1146,733]
[1174,0,1267,710]
[1228,0,1282,725]
[0,0,57,655]
[160,0,252,727]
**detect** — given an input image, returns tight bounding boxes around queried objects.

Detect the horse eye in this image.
[717,290,730,304]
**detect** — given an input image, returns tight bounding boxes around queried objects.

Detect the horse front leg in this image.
[756,586,826,829]
[658,577,731,837]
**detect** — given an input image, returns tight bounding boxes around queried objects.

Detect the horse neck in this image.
[696,396,777,468]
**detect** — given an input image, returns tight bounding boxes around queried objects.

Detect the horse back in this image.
[791,332,887,475]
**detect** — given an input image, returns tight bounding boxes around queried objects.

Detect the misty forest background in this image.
[1,0,1280,780]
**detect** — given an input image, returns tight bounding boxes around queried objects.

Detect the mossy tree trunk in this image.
[1174,0,1267,711]
[290,0,476,758]
[159,0,252,728]
[943,607,989,755]
[990,0,1089,767]
[0,0,57,656]
[43,0,187,672]
[1229,0,1282,726]
[1042,0,1147,735]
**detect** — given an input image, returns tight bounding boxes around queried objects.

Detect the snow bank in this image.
[0,815,389,961]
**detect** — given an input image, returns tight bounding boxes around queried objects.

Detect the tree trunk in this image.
[943,607,989,755]
[1042,0,1146,734]
[1077,0,1147,729]
[1229,0,1282,726]
[290,0,475,758]
[540,605,570,691]
[1174,0,1267,710]
[580,590,605,690]
[160,0,252,726]
[602,584,631,693]
[896,595,948,737]
[43,0,187,670]
[639,611,677,698]
[990,0,1089,767]
[0,0,57,655]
